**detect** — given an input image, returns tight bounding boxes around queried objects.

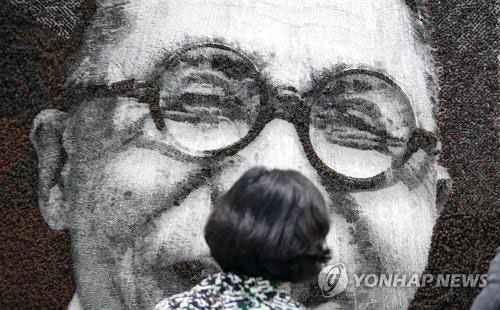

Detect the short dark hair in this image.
[204,167,331,283]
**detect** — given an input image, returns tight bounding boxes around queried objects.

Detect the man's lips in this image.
[151,257,220,290]
[172,259,221,286]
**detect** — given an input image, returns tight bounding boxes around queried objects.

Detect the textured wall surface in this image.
[409,1,499,308]
[0,0,498,309]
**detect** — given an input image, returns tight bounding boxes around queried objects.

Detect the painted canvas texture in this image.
[1,1,498,309]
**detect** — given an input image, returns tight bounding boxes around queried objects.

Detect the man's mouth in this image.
[172,259,221,286]
[151,256,220,292]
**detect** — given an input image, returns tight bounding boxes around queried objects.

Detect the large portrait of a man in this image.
[1,0,498,309]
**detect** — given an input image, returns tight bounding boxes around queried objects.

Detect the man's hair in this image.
[204,167,331,283]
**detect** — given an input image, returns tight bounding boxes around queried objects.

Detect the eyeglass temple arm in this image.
[401,128,439,164]
[71,79,165,129]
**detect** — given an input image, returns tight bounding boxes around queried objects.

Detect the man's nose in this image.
[215,117,325,194]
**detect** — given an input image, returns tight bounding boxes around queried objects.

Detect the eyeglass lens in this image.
[157,46,417,179]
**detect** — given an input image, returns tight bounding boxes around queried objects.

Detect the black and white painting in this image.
[29,0,451,308]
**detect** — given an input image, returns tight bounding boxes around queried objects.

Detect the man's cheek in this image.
[69,146,199,238]
[351,180,438,274]
[64,98,150,161]
[112,99,150,132]
[139,185,213,264]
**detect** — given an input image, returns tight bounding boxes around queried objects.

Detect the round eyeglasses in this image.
[72,43,438,191]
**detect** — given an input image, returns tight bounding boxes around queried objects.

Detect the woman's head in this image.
[204,167,331,283]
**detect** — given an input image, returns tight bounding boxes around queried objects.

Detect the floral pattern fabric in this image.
[153,272,305,309]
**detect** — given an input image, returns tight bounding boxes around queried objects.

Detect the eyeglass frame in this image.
[65,43,439,192]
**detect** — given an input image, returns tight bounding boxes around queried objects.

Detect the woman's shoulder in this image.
[153,274,223,310]
[153,272,306,310]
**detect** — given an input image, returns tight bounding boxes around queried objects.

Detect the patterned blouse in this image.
[153,272,305,309]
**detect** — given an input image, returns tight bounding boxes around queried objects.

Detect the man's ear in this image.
[30,109,69,230]
[436,164,452,211]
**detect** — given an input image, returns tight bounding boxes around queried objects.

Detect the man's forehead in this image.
[103,0,422,80]
[70,0,436,130]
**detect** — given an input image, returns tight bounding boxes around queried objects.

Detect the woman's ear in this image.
[30,109,69,230]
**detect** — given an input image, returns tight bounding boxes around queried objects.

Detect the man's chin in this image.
[118,271,186,310]
[116,246,220,309]
[290,279,355,309]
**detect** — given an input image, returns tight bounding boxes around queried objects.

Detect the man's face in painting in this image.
[31,0,445,309]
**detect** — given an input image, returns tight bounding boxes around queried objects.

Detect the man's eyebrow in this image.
[152,44,259,82]
[307,63,390,95]
[175,52,250,67]
[308,62,417,96]
[308,63,351,88]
